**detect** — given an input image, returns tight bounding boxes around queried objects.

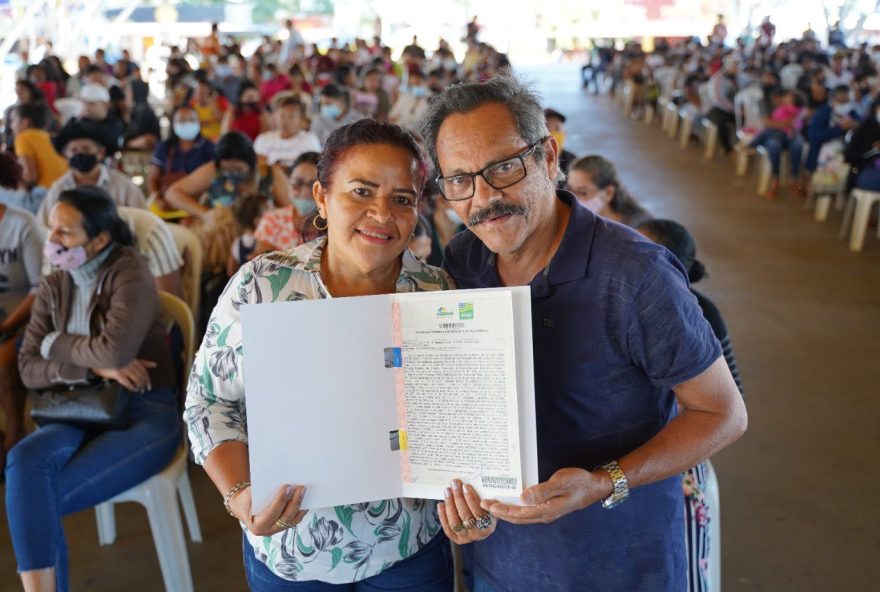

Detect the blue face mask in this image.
[174,122,201,141]
[293,198,316,216]
[321,103,341,120]
[411,86,427,98]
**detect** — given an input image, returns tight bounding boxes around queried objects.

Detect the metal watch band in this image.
[600,461,629,509]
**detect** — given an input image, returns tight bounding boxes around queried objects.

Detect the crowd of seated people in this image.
[0,19,524,590]
[591,21,880,200]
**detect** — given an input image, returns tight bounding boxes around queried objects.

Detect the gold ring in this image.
[275,518,293,530]
[450,522,466,534]
[462,518,478,530]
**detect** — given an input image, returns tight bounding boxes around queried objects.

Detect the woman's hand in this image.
[230,483,308,537]
[92,358,157,392]
[437,479,496,545]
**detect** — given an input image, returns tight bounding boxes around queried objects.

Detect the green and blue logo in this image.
[436,306,455,318]
[458,302,474,320]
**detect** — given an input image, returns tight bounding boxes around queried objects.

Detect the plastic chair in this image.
[94,292,201,592]
[703,119,719,160]
[166,223,203,323]
[704,460,721,592]
[678,109,695,149]
[840,189,880,251]
[666,101,680,139]
[657,97,670,131]
[622,82,635,116]
[755,147,791,195]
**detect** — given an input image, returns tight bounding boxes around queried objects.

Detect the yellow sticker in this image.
[399,430,408,451]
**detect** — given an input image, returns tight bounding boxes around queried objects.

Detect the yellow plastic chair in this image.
[93,292,201,592]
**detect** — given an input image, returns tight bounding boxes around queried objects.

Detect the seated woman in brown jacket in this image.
[5,186,180,592]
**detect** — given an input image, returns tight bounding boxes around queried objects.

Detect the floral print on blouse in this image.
[184,237,453,583]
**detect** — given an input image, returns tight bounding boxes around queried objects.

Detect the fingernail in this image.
[451,480,460,490]
[285,485,294,500]
[463,484,472,494]
[445,487,451,498]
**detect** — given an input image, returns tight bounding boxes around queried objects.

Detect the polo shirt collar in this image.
[480,190,596,292]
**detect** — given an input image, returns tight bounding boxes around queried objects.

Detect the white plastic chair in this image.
[840,189,880,251]
[94,292,202,592]
[666,101,680,139]
[704,460,721,592]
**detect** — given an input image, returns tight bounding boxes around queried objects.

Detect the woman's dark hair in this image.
[637,218,707,283]
[235,80,260,110]
[570,155,646,219]
[292,151,320,170]
[317,119,427,195]
[57,186,135,247]
[214,131,256,171]
[0,152,23,189]
[14,102,47,130]
[15,79,44,103]
[231,192,269,231]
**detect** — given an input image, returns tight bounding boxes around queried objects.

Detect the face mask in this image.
[411,86,427,98]
[444,60,457,71]
[550,130,566,150]
[262,71,274,82]
[580,194,606,214]
[222,171,251,186]
[44,239,88,271]
[445,208,462,225]
[69,153,99,173]
[293,198,316,216]
[833,103,853,117]
[174,122,201,141]
[214,65,232,78]
[321,103,341,120]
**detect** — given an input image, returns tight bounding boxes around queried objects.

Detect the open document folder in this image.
[242,287,538,513]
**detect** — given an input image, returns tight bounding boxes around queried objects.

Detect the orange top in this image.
[14,129,68,188]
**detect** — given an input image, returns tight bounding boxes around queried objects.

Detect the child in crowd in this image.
[748,89,807,197]
[228,192,270,277]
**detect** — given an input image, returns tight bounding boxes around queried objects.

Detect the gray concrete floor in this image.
[2,63,879,591]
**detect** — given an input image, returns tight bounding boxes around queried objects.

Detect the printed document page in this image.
[391,290,523,501]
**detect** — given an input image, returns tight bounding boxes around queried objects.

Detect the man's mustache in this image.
[468,201,529,226]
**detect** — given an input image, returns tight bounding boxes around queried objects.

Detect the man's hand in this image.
[481,467,613,525]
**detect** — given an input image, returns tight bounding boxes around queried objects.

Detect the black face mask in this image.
[69,153,99,173]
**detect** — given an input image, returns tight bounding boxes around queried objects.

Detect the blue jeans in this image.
[749,128,804,178]
[4,387,180,592]
[855,166,880,191]
[242,531,453,591]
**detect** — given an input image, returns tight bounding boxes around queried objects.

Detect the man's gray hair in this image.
[420,75,552,175]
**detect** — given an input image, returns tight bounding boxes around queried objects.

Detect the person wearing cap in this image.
[544,108,576,183]
[38,122,145,227]
[54,83,125,156]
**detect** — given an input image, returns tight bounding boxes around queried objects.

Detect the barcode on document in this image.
[480,476,518,489]
[439,323,465,329]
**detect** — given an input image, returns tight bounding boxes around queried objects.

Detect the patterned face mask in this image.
[44,240,88,271]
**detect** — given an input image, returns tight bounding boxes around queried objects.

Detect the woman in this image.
[3,80,52,148]
[165,131,262,274]
[353,68,391,120]
[185,120,490,590]
[148,105,216,218]
[253,151,320,255]
[222,81,270,142]
[567,155,652,227]
[844,96,880,192]
[636,218,744,592]
[0,197,42,475]
[6,186,179,592]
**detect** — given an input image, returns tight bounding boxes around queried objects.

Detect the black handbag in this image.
[30,380,131,430]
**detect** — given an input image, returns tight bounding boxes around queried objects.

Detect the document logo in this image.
[458,302,474,320]
[436,307,455,318]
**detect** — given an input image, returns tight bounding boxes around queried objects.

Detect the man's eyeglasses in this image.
[435,137,548,201]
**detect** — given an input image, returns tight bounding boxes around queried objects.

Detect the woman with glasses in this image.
[185,120,493,590]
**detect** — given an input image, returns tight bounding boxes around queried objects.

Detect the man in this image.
[253,95,320,169]
[279,18,305,66]
[54,83,124,156]
[389,69,431,134]
[705,57,739,154]
[311,84,362,145]
[38,122,144,227]
[420,75,747,591]
[805,84,861,176]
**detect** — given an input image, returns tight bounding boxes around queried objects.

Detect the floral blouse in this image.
[184,237,453,583]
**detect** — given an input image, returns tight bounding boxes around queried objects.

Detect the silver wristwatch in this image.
[599,461,629,509]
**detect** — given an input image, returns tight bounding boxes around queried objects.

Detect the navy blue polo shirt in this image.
[150,137,216,174]
[444,191,721,592]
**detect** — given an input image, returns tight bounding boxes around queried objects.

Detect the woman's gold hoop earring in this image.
[312,215,328,231]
